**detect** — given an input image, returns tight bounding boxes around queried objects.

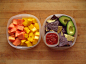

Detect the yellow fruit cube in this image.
[24,27,30,33]
[34,36,39,40]
[28,37,33,42]
[31,27,37,32]
[27,19,33,24]
[34,23,39,29]
[23,21,29,26]
[32,18,37,23]
[29,32,34,37]
[25,33,28,38]
[25,41,32,47]
[21,40,26,45]
[32,40,38,45]
[29,24,34,30]
[35,32,40,36]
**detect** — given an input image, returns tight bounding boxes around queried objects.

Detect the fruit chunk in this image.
[24,27,30,33]
[21,40,26,45]
[32,40,38,45]
[13,38,21,46]
[10,27,17,33]
[29,24,34,29]
[35,32,40,36]
[67,21,76,36]
[18,32,25,39]
[24,33,28,38]
[31,27,37,32]
[9,36,15,42]
[15,31,21,37]
[17,25,24,31]
[25,41,32,47]
[59,16,72,26]
[8,23,15,29]
[13,19,18,25]
[34,23,39,29]
[17,19,24,25]
[34,36,39,40]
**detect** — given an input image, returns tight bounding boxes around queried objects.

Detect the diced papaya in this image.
[21,40,26,45]
[13,38,21,46]
[10,27,17,33]
[24,33,28,38]
[13,19,18,25]
[17,25,24,31]
[34,23,39,29]
[18,32,25,40]
[15,31,21,37]
[35,32,40,36]
[34,36,39,40]
[9,36,15,42]
[24,27,30,33]
[32,40,38,45]
[17,19,24,25]
[25,41,32,47]
[8,30,14,35]
[8,23,15,29]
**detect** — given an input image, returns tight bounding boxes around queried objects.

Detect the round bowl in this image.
[42,14,77,50]
[44,31,59,47]
[6,14,41,50]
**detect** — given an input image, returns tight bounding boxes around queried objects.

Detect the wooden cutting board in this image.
[0,0,86,64]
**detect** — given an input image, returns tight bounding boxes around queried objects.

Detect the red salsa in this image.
[46,33,58,45]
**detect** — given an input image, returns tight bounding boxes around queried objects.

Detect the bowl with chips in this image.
[42,14,77,50]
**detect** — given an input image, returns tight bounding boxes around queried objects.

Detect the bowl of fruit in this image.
[42,14,77,50]
[6,14,41,50]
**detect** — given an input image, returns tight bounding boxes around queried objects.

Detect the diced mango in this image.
[31,27,37,32]
[28,37,34,42]
[35,32,40,36]
[32,40,38,45]
[32,18,37,23]
[27,18,33,24]
[29,24,34,30]
[21,40,26,45]
[24,27,30,33]
[25,41,32,47]
[24,33,28,38]
[34,36,39,40]
[29,32,34,37]
[23,21,29,27]
[34,23,39,29]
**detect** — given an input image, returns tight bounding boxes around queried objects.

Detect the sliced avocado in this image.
[67,21,76,36]
[59,16,72,26]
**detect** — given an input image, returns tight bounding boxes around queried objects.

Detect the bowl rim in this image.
[6,14,41,50]
[42,14,77,50]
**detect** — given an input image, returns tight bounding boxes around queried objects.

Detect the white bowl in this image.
[44,31,59,47]
[42,14,77,50]
[6,14,41,50]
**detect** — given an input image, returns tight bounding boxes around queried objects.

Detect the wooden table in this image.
[0,0,86,64]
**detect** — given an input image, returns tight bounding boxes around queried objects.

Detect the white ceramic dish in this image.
[6,14,41,50]
[44,31,59,47]
[42,14,77,50]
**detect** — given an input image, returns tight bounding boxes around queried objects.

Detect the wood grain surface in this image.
[0,0,86,64]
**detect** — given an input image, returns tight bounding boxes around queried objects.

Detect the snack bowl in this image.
[6,14,41,50]
[42,14,77,50]
[44,31,59,47]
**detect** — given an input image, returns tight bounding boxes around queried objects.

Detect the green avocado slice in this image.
[59,16,72,26]
[67,21,76,36]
